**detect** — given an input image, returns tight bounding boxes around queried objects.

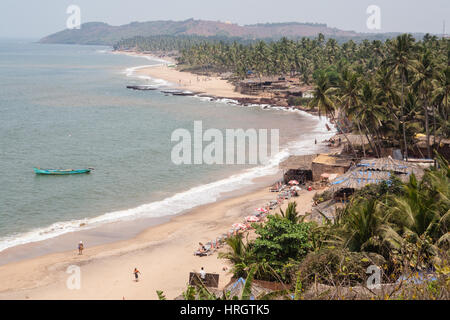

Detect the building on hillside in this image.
[328,156,425,201]
[311,154,353,181]
[414,134,450,160]
[279,154,316,184]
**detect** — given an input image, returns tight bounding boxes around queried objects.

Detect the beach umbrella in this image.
[232,223,247,230]
[290,186,301,191]
[255,207,268,213]
[245,216,260,223]
[288,180,299,185]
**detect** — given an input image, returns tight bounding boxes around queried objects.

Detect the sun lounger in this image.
[194,249,208,257]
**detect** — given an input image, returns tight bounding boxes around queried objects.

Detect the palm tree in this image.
[413,48,437,158]
[431,66,450,146]
[218,234,252,278]
[337,68,366,157]
[374,65,401,150]
[278,202,302,224]
[308,70,336,118]
[383,34,418,160]
[309,69,360,157]
[340,198,384,252]
[390,175,440,239]
[379,171,450,266]
[358,81,387,157]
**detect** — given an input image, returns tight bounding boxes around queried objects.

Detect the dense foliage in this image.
[113,35,256,52]
[218,157,449,289]
[152,33,450,299]
[178,34,449,158]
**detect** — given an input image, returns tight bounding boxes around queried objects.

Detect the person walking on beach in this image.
[78,241,84,255]
[133,268,141,282]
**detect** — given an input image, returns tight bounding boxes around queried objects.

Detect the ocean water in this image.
[0,39,334,254]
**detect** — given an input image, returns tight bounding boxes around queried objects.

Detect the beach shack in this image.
[311,154,353,181]
[189,272,220,288]
[328,156,424,201]
[279,154,317,184]
[235,77,292,95]
[223,277,285,300]
[414,134,450,160]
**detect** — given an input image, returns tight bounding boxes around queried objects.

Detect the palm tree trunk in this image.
[401,74,408,160]
[432,104,437,147]
[423,101,431,159]
[334,115,358,158]
[356,121,366,158]
[364,127,379,158]
[366,124,383,158]
[375,129,384,157]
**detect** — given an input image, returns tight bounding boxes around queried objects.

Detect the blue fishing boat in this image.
[34,167,92,175]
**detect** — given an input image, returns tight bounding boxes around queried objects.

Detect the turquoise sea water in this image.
[0,39,332,253]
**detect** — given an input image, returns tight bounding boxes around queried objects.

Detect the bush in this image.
[252,216,313,281]
[295,248,387,288]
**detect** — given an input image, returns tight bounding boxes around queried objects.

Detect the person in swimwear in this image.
[78,241,84,255]
[133,268,141,282]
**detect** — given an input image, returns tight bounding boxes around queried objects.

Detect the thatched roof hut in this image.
[329,156,425,193]
[336,134,371,147]
[279,154,317,170]
[329,170,395,192]
[415,135,450,148]
[311,154,353,181]
[279,154,317,183]
[357,156,424,179]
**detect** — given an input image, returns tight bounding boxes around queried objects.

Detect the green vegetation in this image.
[113,35,255,52]
[165,157,449,299]
[179,33,449,159]
[41,19,420,46]
[148,31,449,300]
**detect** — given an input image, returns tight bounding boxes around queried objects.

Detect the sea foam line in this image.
[0,121,333,253]
[0,54,335,253]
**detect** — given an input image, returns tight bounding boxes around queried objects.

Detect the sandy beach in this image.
[118,50,256,99]
[137,65,256,98]
[0,52,326,300]
[0,183,320,300]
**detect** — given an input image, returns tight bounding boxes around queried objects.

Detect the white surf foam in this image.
[0,52,336,253]
[109,50,175,88]
[0,114,334,253]
[123,65,173,88]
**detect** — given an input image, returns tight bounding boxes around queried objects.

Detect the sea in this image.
[0,38,334,262]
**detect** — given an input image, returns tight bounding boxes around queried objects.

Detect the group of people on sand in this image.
[76,240,142,282]
[328,137,342,147]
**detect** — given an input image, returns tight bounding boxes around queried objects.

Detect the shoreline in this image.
[0,48,333,257]
[0,182,322,299]
[118,49,315,111]
[0,50,335,299]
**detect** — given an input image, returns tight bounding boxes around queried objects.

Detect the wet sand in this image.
[0,52,328,299]
[0,182,320,299]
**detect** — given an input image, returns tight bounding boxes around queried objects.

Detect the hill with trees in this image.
[40,19,418,45]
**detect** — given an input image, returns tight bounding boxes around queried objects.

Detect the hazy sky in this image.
[1,0,449,38]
